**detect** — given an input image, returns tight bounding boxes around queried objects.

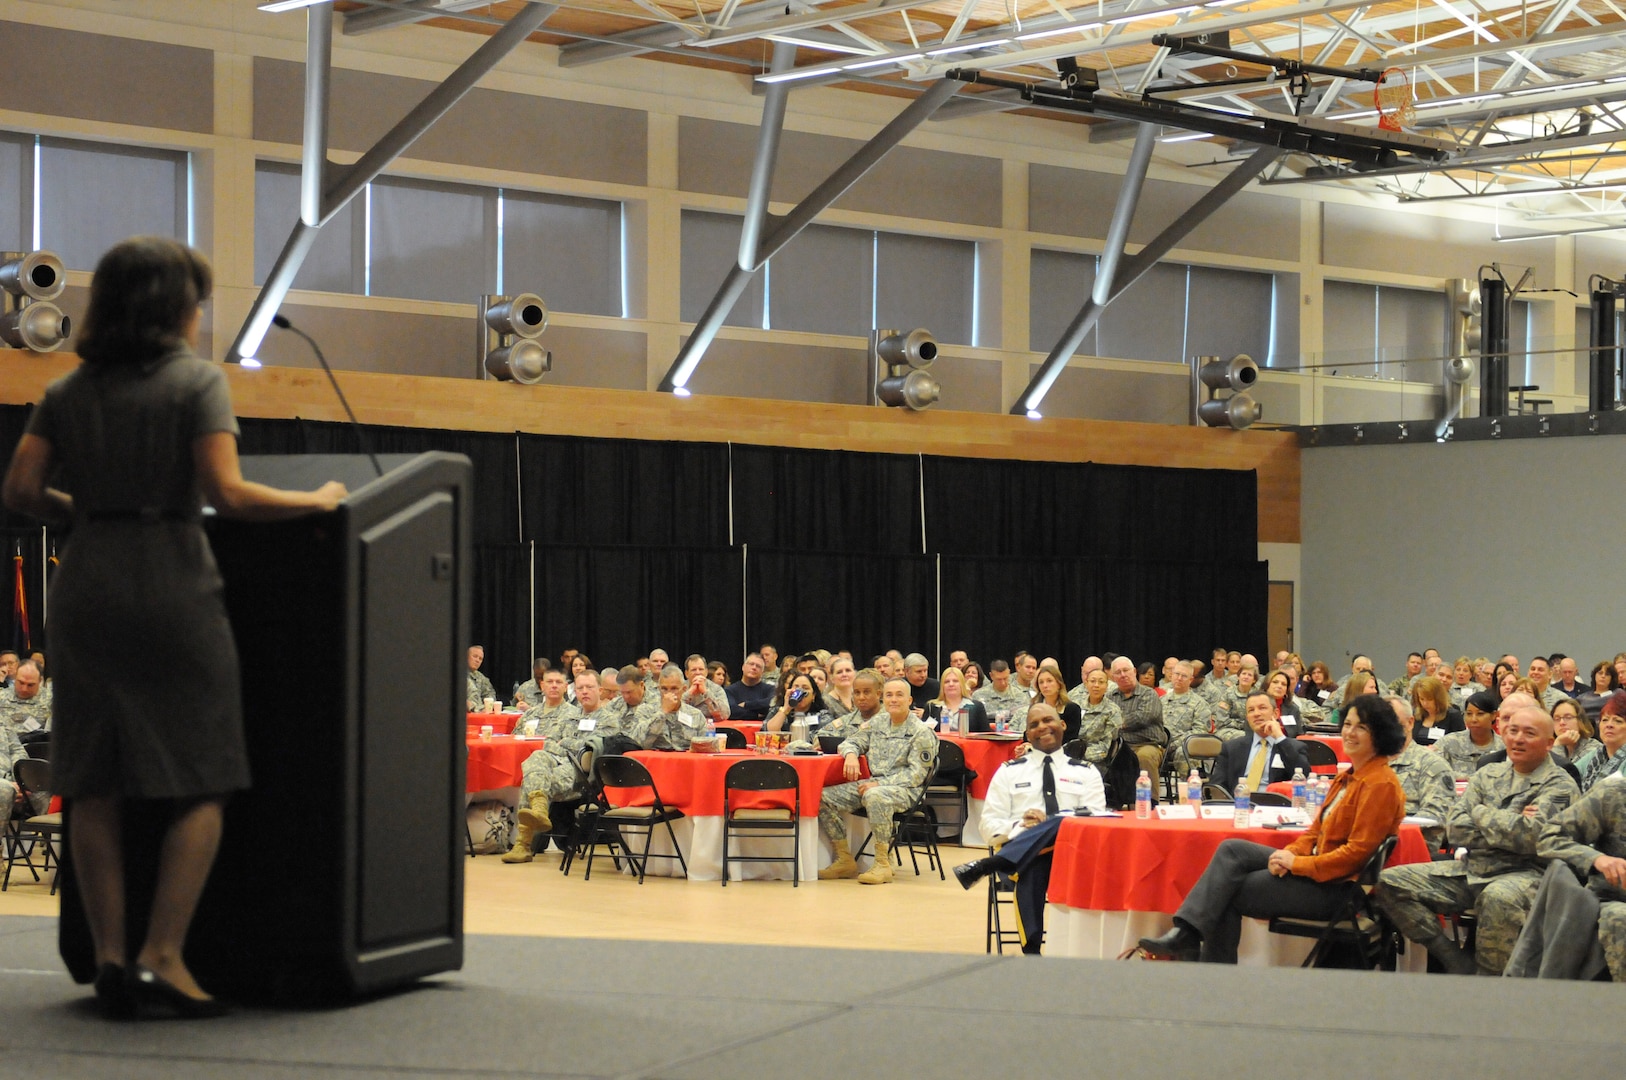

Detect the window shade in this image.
[502,191,622,317]
[368,176,495,303]
[679,210,764,328]
[875,232,976,345]
[253,162,362,293]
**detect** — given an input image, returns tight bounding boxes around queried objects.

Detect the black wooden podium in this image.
[58,451,471,1004]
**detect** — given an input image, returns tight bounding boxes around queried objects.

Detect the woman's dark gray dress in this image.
[26,348,249,798]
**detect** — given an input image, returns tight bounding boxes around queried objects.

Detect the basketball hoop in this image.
[1375,67,1415,132]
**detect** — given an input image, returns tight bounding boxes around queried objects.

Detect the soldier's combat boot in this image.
[516,792,552,835]
[500,820,534,863]
[857,841,895,885]
[1422,931,1478,976]
[819,839,859,879]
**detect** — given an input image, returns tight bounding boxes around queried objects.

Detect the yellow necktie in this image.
[1244,738,1268,791]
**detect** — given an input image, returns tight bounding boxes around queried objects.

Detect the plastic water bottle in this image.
[1186,769,1202,809]
[1135,771,1153,819]
[1233,781,1251,828]
[1290,768,1307,810]
[1316,774,1332,810]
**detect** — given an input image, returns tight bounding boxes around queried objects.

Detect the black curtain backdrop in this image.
[239,419,520,547]
[938,555,1269,671]
[535,545,743,672]
[516,434,728,548]
[731,444,921,555]
[746,549,935,665]
[472,543,532,698]
[921,456,1258,562]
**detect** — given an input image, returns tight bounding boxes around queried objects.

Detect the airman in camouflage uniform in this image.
[1535,777,1626,981]
[818,679,937,885]
[1074,697,1123,765]
[1161,690,1218,770]
[1389,738,1456,852]
[501,670,592,863]
[0,722,36,822]
[629,664,707,751]
[513,678,543,709]
[1376,704,1578,975]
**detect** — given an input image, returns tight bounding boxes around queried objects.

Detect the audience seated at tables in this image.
[1207,691,1311,795]
[1107,656,1166,776]
[924,665,986,734]
[817,677,937,885]
[1376,702,1579,975]
[974,660,1031,733]
[0,661,51,737]
[501,672,596,863]
[725,652,777,721]
[1139,694,1407,964]
[1434,690,1503,779]
[1384,697,1456,853]
[466,644,495,709]
[951,703,1108,954]
[512,657,550,709]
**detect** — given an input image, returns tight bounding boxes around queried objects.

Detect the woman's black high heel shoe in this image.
[92,963,134,1019]
[128,964,230,1019]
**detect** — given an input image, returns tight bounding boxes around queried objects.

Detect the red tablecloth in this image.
[1301,734,1347,775]
[940,734,1024,799]
[465,734,538,792]
[1047,815,1432,913]
[605,750,854,817]
[467,711,519,735]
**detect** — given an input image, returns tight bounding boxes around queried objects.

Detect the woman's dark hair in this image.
[778,672,818,711]
[1136,661,1157,683]
[1345,694,1406,756]
[76,237,212,367]
[1592,661,1619,693]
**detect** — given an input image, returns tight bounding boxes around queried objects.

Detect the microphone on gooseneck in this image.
[269,313,384,479]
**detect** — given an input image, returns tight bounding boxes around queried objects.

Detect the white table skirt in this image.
[1045,904,1426,971]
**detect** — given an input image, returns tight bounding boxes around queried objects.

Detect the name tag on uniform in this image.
[20,718,40,733]
[577,716,596,731]
[1014,781,1032,789]
[1271,754,1284,769]
[1058,776,1085,787]
[1428,727,1445,740]
[680,711,705,730]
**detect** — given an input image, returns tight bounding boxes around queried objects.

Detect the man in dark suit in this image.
[1209,690,1311,794]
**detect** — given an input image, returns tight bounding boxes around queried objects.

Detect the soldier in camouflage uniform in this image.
[0,721,37,822]
[1212,666,1261,741]
[1068,655,1102,706]
[1161,662,1218,772]
[1387,698,1457,853]
[1434,691,1504,779]
[1073,670,1122,765]
[974,661,1031,733]
[1376,703,1579,975]
[0,662,51,736]
[818,677,937,885]
[1388,653,1425,698]
[630,665,706,751]
[512,658,550,708]
[466,645,496,709]
[804,670,884,748]
[1535,776,1626,981]
[501,671,591,862]
[596,668,627,726]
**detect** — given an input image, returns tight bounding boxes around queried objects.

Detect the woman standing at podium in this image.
[2,237,345,1019]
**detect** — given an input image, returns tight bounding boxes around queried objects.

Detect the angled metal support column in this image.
[1014,145,1281,415]
[228,2,555,364]
[660,75,962,393]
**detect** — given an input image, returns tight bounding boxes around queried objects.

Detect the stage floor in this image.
[0,912,1618,1079]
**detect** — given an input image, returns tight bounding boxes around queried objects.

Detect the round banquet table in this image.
[465,734,541,800]
[598,750,870,882]
[939,733,1025,847]
[467,711,520,735]
[1044,815,1432,968]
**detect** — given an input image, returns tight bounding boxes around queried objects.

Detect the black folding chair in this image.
[922,738,974,843]
[3,758,61,893]
[1251,790,1292,807]
[1300,738,1340,772]
[853,749,944,880]
[583,755,687,883]
[719,726,749,750]
[721,758,800,886]
[1268,835,1400,968]
[985,847,1023,954]
[817,736,845,755]
[561,747,617,876]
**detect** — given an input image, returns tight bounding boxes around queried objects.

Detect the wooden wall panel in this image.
[0,350,1299,543]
